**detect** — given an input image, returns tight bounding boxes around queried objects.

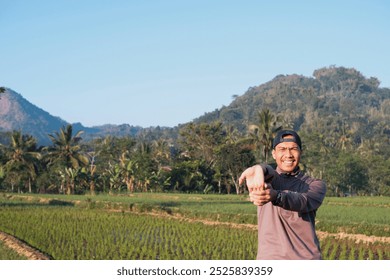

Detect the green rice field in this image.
[0,193,389,260]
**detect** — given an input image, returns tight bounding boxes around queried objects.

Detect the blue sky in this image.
[1,0,389,127]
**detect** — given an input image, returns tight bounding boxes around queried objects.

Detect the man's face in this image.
[272,135,301,173]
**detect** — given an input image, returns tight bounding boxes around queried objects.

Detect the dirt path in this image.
[316,231,390,244]
[0,231,50,260]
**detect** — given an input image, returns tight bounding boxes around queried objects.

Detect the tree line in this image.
[0,107,388,196]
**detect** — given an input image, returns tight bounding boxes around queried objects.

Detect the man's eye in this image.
[277,147,299,152]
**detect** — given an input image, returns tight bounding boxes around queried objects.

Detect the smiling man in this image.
[239,130,327,260]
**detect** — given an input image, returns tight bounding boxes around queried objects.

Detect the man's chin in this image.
[280,166,297,173]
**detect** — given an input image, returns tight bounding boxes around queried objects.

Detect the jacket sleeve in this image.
[260,164,275,183]
[280,179,326,213]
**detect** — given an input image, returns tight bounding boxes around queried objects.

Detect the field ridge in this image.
[0,231,51,260]
[112,208,390,244]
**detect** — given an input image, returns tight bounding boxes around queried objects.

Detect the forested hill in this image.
[2,66,389,146]
[1,67,389,196]
[195,66,390,145]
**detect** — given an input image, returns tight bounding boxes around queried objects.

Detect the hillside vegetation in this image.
[197,66,389,138]
[193,66,390,195]
[0,66,389,196]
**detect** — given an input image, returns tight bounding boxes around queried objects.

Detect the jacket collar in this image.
[276,166,301,177]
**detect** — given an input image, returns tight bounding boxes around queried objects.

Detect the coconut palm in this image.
[1,131,41,192]
[248,108,283,162]
[46,124,88,169]
[44,125,88,194]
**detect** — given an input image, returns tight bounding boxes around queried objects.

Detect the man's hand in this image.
[239,165,277,206]
[249,186,277,206]
[239,165,265,191]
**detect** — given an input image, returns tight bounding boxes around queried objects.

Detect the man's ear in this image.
[272,149,276,159]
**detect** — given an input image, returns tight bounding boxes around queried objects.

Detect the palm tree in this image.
[248,108,283,162]
[46,124,88,169]
[45,125,88,194]
[1,131,41,192]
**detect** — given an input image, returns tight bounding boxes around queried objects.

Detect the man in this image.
[239,130,326,260]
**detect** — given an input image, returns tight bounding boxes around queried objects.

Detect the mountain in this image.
[194,66,390,143]
[0,88,153,145]
[0,88,70,145]
[1,66,389,146]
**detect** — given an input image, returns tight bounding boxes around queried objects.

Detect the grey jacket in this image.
[256,165,327,260]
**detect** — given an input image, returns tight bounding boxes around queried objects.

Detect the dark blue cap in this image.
[272,130,302,150]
